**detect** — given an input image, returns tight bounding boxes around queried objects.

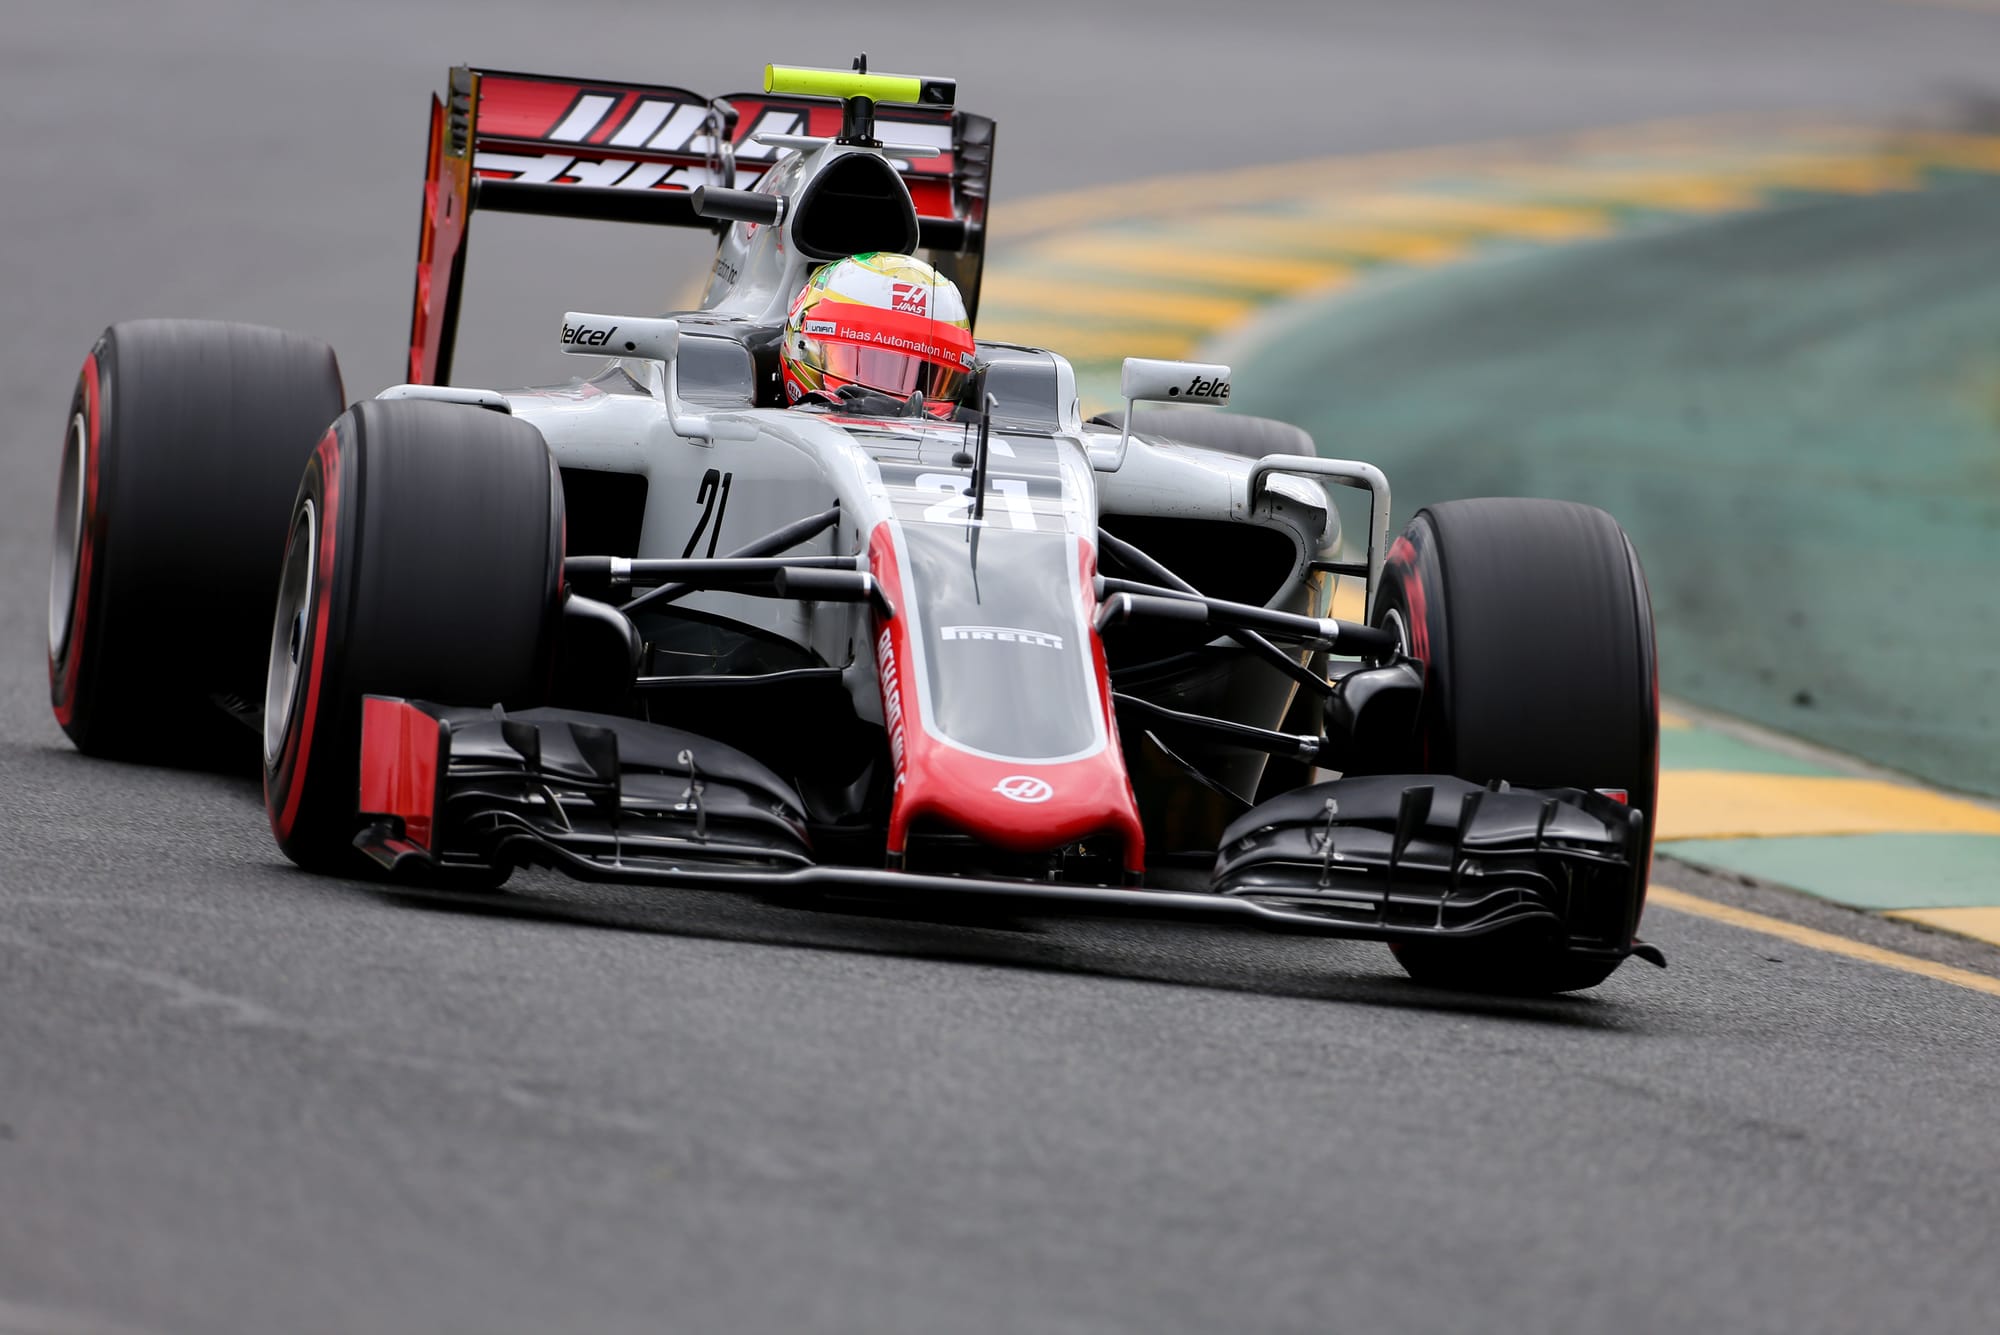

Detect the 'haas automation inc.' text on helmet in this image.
[780,252,975,414]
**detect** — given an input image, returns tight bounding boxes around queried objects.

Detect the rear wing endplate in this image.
[408,66,995,384]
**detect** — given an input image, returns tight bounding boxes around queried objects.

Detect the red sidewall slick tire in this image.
[263,399,564,874]
[48,355,104,740]
[48,321,345,766]
[1371,497,1659,995]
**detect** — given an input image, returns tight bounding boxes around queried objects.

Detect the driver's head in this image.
[781,253,974,414]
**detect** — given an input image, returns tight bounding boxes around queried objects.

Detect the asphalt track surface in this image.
[8,3,2000,1332]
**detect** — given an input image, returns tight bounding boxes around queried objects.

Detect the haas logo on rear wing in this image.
[470,76,954,191]
[406,65,996,387]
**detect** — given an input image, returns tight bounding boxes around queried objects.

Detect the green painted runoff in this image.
[1236,178,2000,797]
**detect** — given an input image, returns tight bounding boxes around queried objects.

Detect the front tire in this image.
[49,320,345,764]
[1371,498,1657,994]
[262,399,564,874]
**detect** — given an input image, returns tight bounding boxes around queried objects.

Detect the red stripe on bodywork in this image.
[476,77,600,140]
[906,178,953,220]
[1076,537,1145,873]
[870,523,1146,874]
[357,697,443,851]
[50,353,101,727]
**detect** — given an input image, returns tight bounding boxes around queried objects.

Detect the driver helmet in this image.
[781,252,975,413]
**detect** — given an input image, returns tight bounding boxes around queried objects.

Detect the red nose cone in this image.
[869,522,1145,874]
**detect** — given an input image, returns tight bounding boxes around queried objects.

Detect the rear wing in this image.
[408,66,995,384]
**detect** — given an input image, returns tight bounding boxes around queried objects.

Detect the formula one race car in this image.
[47,60,1664,994]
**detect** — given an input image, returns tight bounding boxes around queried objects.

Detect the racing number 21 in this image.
[683,469,733,558]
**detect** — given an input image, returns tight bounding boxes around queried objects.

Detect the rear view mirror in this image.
[559,312,680,364]
[1095,357,1235,471]
[555,311,757,443]
[1120,357,1231,407]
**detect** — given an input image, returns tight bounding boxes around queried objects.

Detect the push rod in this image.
[1112,693,1321,761]
[1095,530,1332,696]
[567,555,857,591]
[1095,584,1399,660]
[621,505,843,614]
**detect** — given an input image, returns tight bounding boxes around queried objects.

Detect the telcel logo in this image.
[1176,374,1229,401]
[561,322,617,347]
[993,775,1054,804]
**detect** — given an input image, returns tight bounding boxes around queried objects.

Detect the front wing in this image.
[357,697,1654,958]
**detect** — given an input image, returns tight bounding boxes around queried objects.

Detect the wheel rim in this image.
[1381,607,1410,659]
[47,413,87,658]
[264,499,317,768]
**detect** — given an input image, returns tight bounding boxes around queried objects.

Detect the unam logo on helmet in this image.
[890,281,928,315]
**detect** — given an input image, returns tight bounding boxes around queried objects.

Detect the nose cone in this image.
[868,521,1145,875]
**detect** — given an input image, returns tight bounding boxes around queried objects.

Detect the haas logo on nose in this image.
[993,775,1054,804]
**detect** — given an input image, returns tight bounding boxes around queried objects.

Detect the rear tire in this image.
[1370,498,1657,995]
[48,321,345,765]
[262,399,564,874]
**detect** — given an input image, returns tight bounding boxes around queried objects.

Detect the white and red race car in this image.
[47,59,1663,994]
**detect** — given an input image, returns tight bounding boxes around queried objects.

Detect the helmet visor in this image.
[821,341,969,403]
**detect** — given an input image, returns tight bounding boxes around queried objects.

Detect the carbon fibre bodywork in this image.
[357,699,1649,956]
